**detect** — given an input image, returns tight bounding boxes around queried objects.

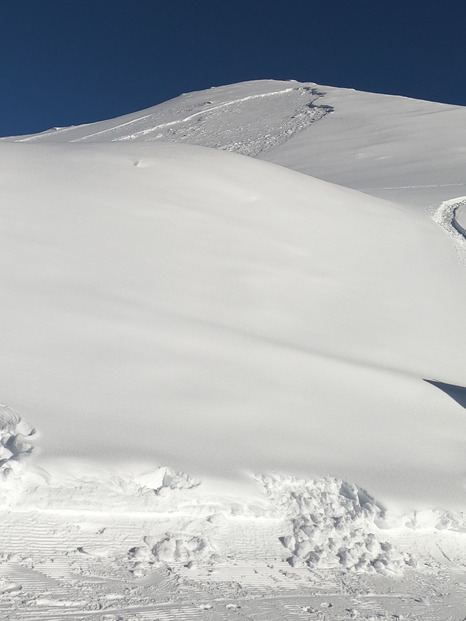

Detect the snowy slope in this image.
[261,83,466,207]
[1,140,466,512]
[7,79,466,207]
[3,81,330,154]
[2,81,466,618]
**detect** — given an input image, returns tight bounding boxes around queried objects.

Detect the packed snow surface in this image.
[2,79,466,618]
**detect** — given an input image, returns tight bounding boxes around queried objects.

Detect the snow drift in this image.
[1,140,466,511]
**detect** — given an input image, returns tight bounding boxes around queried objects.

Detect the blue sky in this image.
[1,0,466,137]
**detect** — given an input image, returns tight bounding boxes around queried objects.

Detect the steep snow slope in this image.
[8,79,466,206]
[1,141,466,511]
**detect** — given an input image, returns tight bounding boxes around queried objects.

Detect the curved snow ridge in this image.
[432,196,466,258]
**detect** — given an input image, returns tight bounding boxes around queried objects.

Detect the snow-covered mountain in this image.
[7,79,466,207]
[1,80,466,618]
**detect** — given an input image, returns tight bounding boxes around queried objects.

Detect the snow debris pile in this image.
[128,532,221,576]
[0,405,35,481]
[404,509,466,532]
[260,475,415,574]
[134,466,200,495]
[432,196,466,257]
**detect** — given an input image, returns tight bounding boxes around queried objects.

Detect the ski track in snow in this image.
[364,182,466,191]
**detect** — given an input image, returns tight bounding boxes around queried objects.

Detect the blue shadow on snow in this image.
[425,379,466,410]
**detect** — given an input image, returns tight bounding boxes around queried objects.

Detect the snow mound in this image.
[260,475,415,574]
[128,532,221,575]
[0,405,35,481]
[135,466,200,495]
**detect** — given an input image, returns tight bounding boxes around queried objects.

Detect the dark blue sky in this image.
[1,0,466,137]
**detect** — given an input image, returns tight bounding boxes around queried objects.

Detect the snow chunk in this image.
[260,474,415,574]
[135,466,200,495]
[405,509,466,532]
[0,405,35,481]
